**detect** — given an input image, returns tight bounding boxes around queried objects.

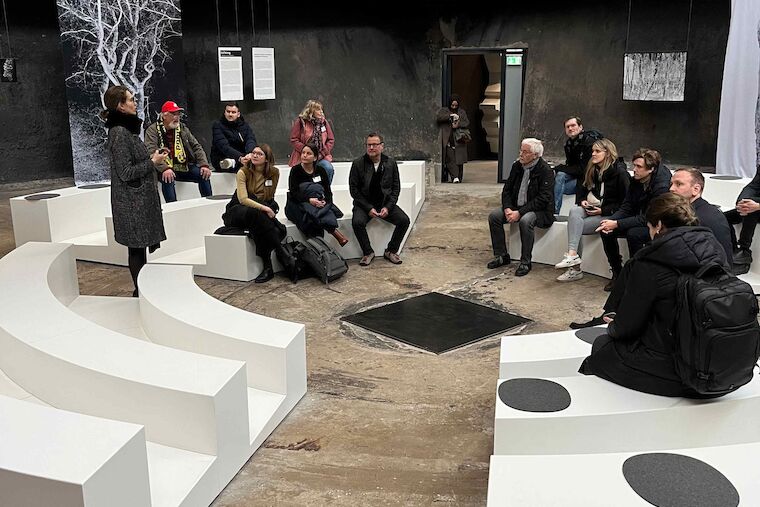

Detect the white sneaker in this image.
[453,177,460,183]
[557,267,584,282]
[554,253,581,269]
[219,158,236,170]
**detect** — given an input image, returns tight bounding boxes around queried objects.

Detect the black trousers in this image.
[443,146,463,181]
[724,208,760,251]
[600,226,649,274]
[224,205,284,258]
[352,205,410,256]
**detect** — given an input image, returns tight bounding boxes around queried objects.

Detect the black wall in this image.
[0,1,72,183]
[0,0,729,183]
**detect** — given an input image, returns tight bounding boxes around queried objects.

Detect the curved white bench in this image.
[137,263,307,449]
[196,182,419,281]
[0,394,150,507]
[493,374,760,455]
[499,327,604,378]
[487,442,760,506]
[0,242,250,460]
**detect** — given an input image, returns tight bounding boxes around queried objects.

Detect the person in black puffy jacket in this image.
[579,192,730,398]
[210,102,257,172]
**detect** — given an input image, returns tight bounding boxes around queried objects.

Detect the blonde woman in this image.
[554,139,630,282]
[288,99,335,183]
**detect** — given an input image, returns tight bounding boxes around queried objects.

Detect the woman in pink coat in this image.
[288,99,335,183]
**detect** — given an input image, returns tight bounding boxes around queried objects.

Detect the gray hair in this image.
[521,138,544,157]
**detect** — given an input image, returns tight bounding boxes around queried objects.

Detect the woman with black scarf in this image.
[102,85,168,296]
[210,102,258,172]
[436,93,470,183]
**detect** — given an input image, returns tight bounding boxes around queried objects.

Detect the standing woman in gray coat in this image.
[102,85,168,296]
[436,94,470,183]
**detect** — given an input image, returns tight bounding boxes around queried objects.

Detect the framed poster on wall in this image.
[623,52,687,102]
[252,47,275,100]
[218,47,244,101]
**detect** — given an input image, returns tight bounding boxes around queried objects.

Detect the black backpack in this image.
[301,237,348,284]
[673,263,760,396]
[275,237,310,283]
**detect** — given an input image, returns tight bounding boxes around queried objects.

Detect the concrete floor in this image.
[0,166,611,506]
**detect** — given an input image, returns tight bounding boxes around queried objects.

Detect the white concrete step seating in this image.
[498,327,603,379]
[493,373,760,456]
[170,160,426,211]
[0,242,307,506]
[0,394,151,507]
[11,161,426,282]
[487,442,760,506]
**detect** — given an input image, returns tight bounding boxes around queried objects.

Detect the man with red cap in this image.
[144,100,213,202]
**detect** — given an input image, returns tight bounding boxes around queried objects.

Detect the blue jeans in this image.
[161,163,213,202]
[554,172,577,214]
[317,159,335,184]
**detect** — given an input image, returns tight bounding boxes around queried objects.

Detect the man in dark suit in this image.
[487,138,555,276]
[670,168,733,264]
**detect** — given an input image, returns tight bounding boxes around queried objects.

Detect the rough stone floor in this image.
[0,168,610,506]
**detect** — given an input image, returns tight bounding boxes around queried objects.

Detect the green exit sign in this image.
[506,55,522,66]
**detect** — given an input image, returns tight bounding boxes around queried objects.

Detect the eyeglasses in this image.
[366,143,383,148]
[165,111,181,116]
[251,151,265,157]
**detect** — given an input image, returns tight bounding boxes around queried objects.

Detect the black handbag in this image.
[275,237,310,283]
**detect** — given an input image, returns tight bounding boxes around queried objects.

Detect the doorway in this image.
[442,48,526,183]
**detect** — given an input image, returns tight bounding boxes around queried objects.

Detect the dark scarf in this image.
[105,109,142,135]
[308,117,325,155]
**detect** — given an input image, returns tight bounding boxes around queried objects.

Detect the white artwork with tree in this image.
[57,0,183,183]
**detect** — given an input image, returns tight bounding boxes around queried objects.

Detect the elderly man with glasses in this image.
[144,100,213,202]
[487,138,555,276]
[349,132,410,266]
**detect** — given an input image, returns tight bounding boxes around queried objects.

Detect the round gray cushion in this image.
[24,193,60,200]
[206,194,233,200]
[623,453,739,507]
[78,184,111,189]
[576,328,608,345]
[498,378,571,413]
[710,175,742,180]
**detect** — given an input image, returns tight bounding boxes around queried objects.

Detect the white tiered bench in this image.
[0,395,151,507]
[498,327,602,378]
[0,242,307,506]
[487,442,760,505]
[488,326,760,505]
[11,161,426,281]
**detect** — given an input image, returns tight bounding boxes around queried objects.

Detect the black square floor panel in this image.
[342,292,531,354]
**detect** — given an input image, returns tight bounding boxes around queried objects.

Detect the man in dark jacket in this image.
[670,168,733,264]
[349,132,410,266]
[487,138,555,276]
[724,165,760,265]
[596,148,670,289]
[210,102,257,172]
[554,116,603,214]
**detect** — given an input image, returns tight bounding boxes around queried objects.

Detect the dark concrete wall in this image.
[0,2,72,183]
[457,0,730,165]
[0,0,729,183]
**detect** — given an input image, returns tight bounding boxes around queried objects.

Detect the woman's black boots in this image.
[255,256,274,283]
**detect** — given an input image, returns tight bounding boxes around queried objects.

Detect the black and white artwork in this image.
[56,0,185,183]
[1,58,17,82]
[623,52,687,102]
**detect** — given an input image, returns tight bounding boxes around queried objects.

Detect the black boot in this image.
[255,257,274,283]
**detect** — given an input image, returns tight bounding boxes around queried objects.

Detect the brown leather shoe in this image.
[330,228,349,247]
[383,250,402,264]
[359,252,375,266]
